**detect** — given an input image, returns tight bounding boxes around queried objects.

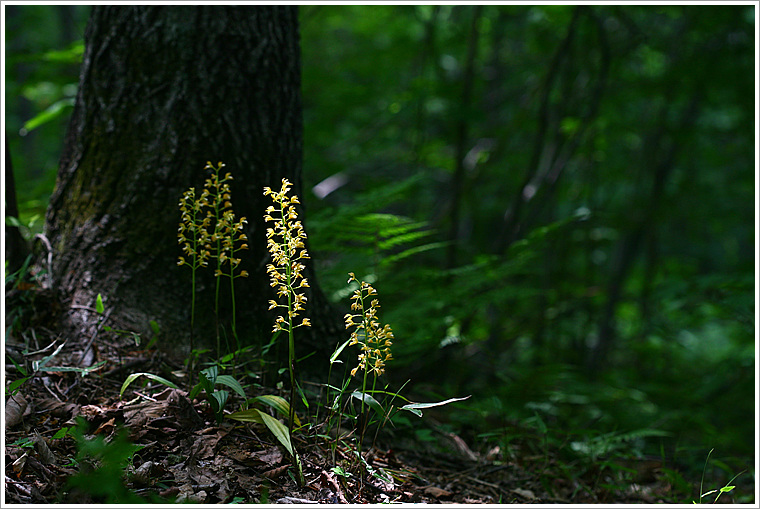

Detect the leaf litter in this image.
[5,287,687,504]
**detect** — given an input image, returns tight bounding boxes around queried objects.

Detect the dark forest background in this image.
[4,4,756,500]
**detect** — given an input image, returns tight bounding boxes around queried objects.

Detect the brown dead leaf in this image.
[32,432,56,464]
[262,464,290,479]
[512,487,537,500]
[445,432,479,461]
[249,446,284,466]
[188,429,226,460]
[320,469,348,504]
[11,452,28,474]
[423,486,452,498]
[5,393,29,428]
[94,417,116,435]
[36,398,79,419]
[78,404,108,420]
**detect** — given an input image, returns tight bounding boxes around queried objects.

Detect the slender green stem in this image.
[282,200,297,436]
[357,292,370,461]
[228,258,239,377]
[189,261,196,386]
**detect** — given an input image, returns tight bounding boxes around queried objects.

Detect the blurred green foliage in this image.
[5,5,755,499]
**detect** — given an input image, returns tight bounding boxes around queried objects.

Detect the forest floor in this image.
[5,288,697,504]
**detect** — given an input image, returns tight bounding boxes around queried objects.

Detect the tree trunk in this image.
[44,6,341,369]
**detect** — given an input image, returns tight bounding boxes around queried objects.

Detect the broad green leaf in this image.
[119,371,178,398]
[215,375,246,399]
[228,408,294,456]
[188,382,202,401]
[95,293,104,314]
[259,411,294,456]
[210,390,229,414]
[198,371,214,396]
[226,408,265,424]
[200,365,218,385]
[400,395,471,416]
[53,427,71,439]
[253,395,301,427]
[351,390,385,419]
[5,377,29,396]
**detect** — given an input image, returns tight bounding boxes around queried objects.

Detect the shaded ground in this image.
[3,284,716,504]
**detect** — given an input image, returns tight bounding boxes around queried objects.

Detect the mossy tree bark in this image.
[44,6,341,370]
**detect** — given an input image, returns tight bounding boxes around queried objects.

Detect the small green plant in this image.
[119,372,178,398]
[6,356,30,396]
[66,417,145,503]
[343,272,394,458]
[322,272,469,478]
[188,365,246,423]
[694,448,745,504]
[262,177,311,485]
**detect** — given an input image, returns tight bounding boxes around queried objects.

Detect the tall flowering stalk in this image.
[197,162,250,355]
[178,162,248,367]
[177,187,212,378]
[263,178,311,437]
[344,272,394,457]
[215,208,249,341]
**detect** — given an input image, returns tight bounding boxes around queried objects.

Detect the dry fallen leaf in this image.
[423,486,452,498]
[5,393,29,428]
[512,487,537,500]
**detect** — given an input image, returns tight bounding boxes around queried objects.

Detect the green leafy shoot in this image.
[120,372,178,398]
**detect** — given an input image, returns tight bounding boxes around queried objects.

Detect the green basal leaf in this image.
[119,371,178,398]
[400,395,471,416]
[252,395,301,427]
[32,342,66,372]
[210,390,229,414]
[188,382,202,401]
[201,365,218,385]
[351,390,385,419]
[226,408,265,424]
[228,408,295,457]
[95,293,104,314]
[215,375,246,399]
[258,411,294,457]
[41,360,107,376]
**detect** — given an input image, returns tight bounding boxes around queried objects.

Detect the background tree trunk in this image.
[44,6,341,368]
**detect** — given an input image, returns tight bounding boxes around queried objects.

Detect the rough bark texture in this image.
[45,6,341,367]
